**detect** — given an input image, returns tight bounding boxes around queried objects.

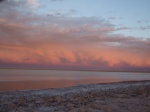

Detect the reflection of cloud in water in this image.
[0,77,122,91]
[0,69,150,91]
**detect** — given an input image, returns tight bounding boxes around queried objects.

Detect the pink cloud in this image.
[0,0,150,70]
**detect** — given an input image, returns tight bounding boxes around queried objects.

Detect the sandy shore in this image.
[0,81,150,112]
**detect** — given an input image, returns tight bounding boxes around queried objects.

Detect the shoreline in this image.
[0,80,149,92]
[0,80,150,112]
[1,68,150,73]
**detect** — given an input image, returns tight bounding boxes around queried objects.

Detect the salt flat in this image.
[0,81,150,112]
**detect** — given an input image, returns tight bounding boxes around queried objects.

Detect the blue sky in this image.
[38,0,150,38]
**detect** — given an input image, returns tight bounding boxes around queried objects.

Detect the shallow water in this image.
[0,69,150,91]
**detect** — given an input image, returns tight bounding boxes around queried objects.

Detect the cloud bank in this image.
[0,0,150,70]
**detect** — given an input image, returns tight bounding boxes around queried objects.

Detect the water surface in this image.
[0,69,150,91]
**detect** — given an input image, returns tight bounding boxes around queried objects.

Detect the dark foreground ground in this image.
[0,81,150,112]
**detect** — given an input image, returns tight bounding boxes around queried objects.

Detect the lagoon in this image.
[0,69,150,91]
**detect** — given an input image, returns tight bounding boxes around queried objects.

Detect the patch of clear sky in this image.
[38,0,150,38]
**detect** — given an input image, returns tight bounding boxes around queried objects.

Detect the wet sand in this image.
[0,80,150,112]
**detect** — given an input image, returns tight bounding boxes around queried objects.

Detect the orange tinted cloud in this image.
[0,0,150,70]
[0,40,150,68]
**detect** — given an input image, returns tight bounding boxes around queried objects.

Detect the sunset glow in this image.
[0,0,150,71]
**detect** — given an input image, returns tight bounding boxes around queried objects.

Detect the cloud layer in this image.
[0,0,150,70]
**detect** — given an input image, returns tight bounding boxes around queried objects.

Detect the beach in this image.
[0,80,150,112]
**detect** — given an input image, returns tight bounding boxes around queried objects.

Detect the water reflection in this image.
[0,69,150,91]
[0,77,121,91]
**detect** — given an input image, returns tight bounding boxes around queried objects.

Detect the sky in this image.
[0,0,150,71]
